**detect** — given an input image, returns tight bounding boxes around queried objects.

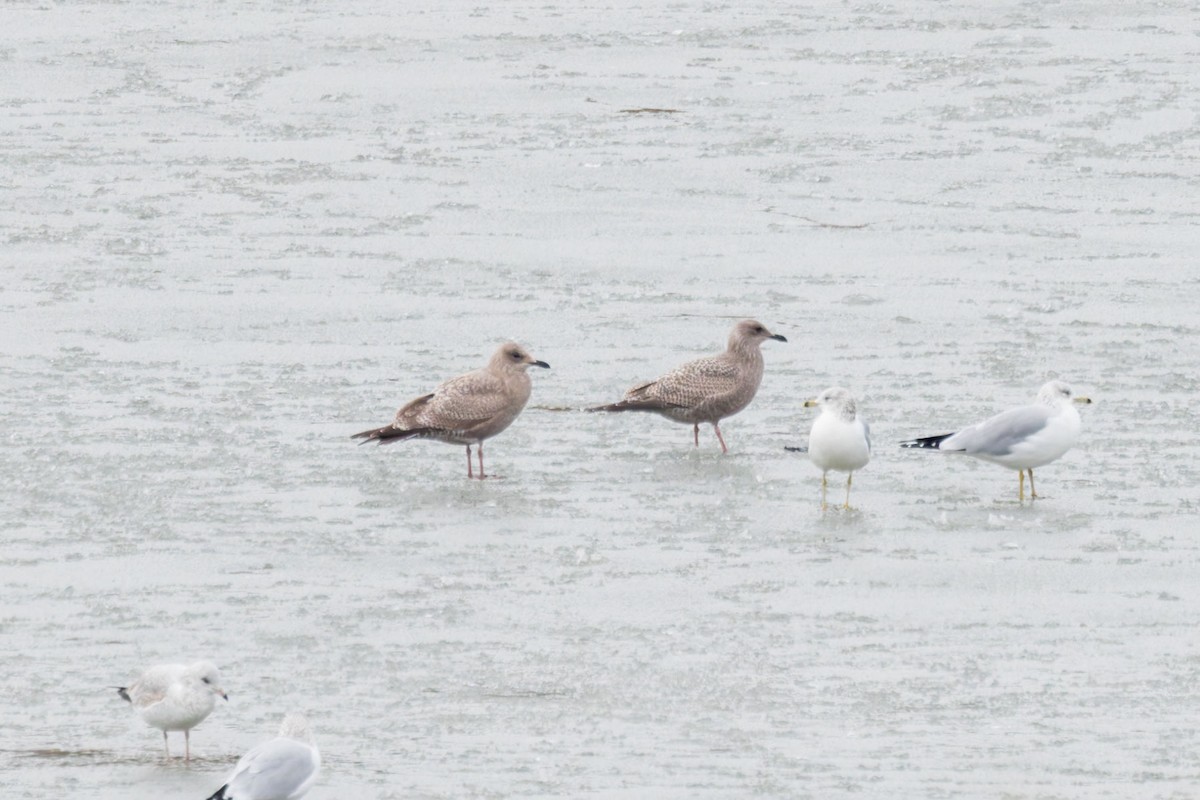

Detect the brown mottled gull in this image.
[352,342,549,479]
[590,319,786,452]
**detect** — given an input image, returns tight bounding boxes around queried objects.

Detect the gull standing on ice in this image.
[797,387,871,510]
[205,714,320,800]
[352,341,550,479]
[590,319,787,453]
[899,379,1092,501]
[117,660,228,761]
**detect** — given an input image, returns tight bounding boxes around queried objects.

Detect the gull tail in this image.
[899,433,954,450]
[205,785,229,800]
[350,425,437,445]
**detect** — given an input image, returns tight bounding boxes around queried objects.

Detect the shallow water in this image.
[3,1,1199,798]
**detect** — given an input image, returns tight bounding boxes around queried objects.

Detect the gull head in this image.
[491,342,550,372]
[278,713,316,744]
[805,386,858,420]
[1037,380,1092,408]
[191,661,229,701]
[730,319,787,351]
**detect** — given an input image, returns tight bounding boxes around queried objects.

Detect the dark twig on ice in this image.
[763,206,871,229]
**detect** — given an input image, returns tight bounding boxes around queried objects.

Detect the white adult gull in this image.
[589,319,787,453]
[796,386,871,510]
[205,714,320,800]
[899,379,1092,501]
[117,660,228,761]
[352,341,549,479]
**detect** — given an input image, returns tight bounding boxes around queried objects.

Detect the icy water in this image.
[3,1,1199,798]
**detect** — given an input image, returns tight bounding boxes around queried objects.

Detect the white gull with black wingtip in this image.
[801,386,871,510]
[899,380,1092,501]
[205,714,320,800]
[117,660,228,761]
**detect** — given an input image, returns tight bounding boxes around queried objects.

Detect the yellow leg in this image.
[843,472,853,510]
[1028,469,1037,499]
[820,472,828,512]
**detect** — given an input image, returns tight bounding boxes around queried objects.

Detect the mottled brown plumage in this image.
[591,319,786,452]
[352,342,549,478]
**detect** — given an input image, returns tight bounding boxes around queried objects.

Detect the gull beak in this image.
[530,359,550,369]
[804,399,818,408]
[216,687,229,701]
[1074,396,1093,405]
[770,333,788,343]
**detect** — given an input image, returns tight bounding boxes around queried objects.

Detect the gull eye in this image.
[508,350,522,360]
[202,677,211,684]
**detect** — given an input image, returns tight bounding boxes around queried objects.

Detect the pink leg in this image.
[466,446,473,478]
[693,424,699,447]
[713,422,729,454]
[184,729,191,763]
[477,442,485,479]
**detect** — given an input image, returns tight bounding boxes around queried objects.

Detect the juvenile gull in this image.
[352,342,549,479]
[117,660,228,762]
[590,319,786,452]
[899,380,1093,501]
[798,387,871,511]
[205,714,320,800]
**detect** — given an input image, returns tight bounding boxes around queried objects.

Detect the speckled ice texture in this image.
[2,1,1198,798]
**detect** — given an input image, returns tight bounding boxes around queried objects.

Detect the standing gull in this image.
[899,380,1092,501]
[352,341,549,479]
[797,387,871,511]
[205,714,320,800]
[117,660,228,761]
[590,319,786,452]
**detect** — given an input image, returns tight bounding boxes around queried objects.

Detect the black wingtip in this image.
[899,433,954,450]
[783,445,807,453]
[117,686,131,703]
[205,784,229,800]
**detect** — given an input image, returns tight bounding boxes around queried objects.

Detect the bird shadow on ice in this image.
[7,747,229,770]
[803,506,883,538]
[9,748,117,765]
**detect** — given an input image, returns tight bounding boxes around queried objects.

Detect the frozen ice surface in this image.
[2,1,1199,798]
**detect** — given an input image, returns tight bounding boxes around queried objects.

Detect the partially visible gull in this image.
[205,714,320,800]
